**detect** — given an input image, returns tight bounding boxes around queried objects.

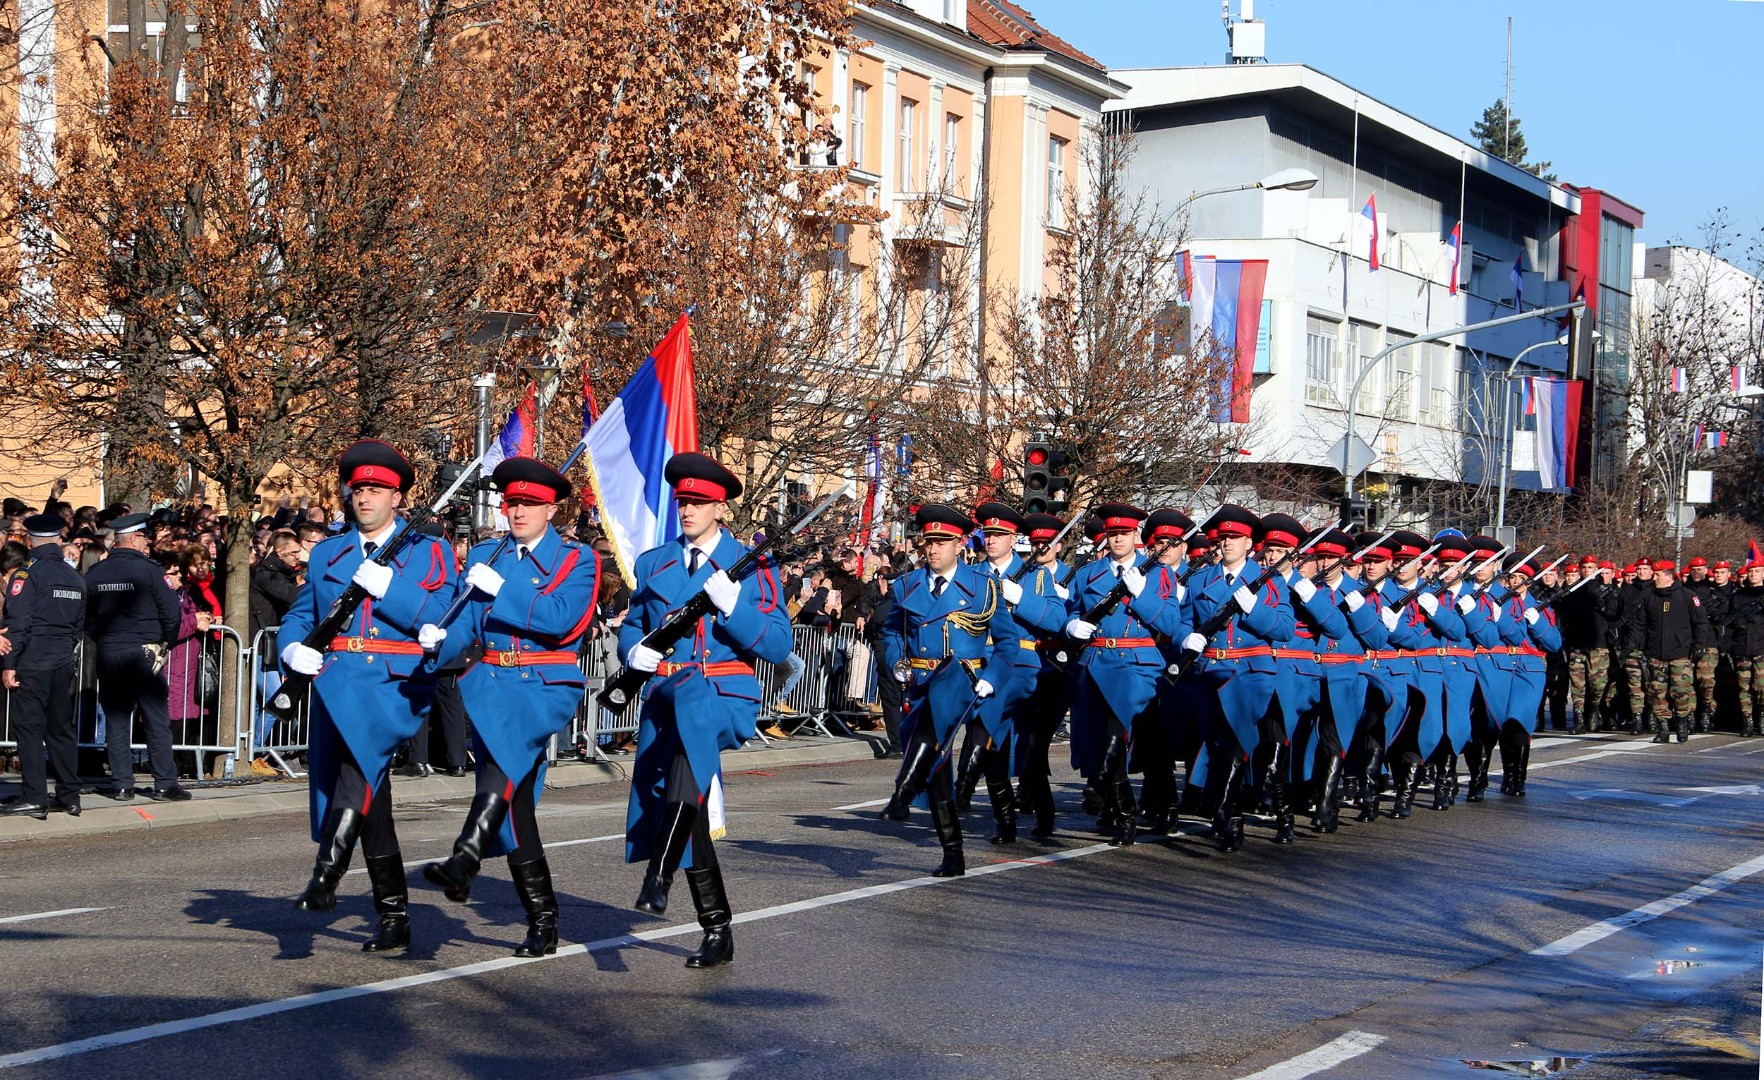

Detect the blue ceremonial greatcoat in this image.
[1339,582,1398,750]
[1461,584,1512,740]
[279,519,460,841]
[1184,558,1296,787]
[880,560,1014,753]
[1373,578,1430,753]
[1424,586,1475,755]
[973,556,1068,756]
[621,530,793,865]
[1276,571,1351,782]
[457,526,601,857]
[1503,594,1562,735]
[1065,555,1187,775]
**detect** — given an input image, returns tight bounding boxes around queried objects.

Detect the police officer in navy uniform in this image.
[879,504,1015,873]
[622,452,794,969]
[280,440,461,953]
[83,512,186,801]
[1,515,87,818]
[419,457,601,957]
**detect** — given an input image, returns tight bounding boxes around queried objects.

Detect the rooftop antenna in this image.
[1222,0,1266,65]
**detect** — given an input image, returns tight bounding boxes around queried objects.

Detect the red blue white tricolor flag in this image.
[1186,254,1269,424]
[1361,195,1380,271]
[583,312,699,584]
[482,381,537,471]
[1530,376,1583,491]
[1445,222,1462,295]
[1732,365,1747,392]
[1671,367,1687,393]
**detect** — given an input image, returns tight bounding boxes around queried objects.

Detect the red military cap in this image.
[1092,502,1147,537]
[1259,513,1305,549]
[1651,558,1677,573]
[1688,556,1708,568]
[1599,560,1615,571]
[1023,513,1064,543]
[1714,560,1732,570]
[1353,530,1393,562]
[1143,508,1195,543]
[339,439,416,493]
[915,503,974,539]
[1205,503,1262,541]
[973,501,1026,535]
[492,457,571,504]
[665,452,742,503]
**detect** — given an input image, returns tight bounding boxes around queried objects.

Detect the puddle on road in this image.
[1458,1056,1584,1076]
[1626,942,1751,984]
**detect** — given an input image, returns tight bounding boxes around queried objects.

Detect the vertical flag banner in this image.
[1690,422,1704,450]
[482,381,537,471]
[1510,253,1526,309]
[1361,195,1380,271]
[1188,257,1269,424]
[1179,250,1194,301]
[1444,222,1462,295]
[1732,365,1747,392]
[1747,538,1762,567]
[1671,367,1687,393]
[857,427,888,560]
[582,313,699,584]
[1530,376,1584,491]
[1522,377,1536,416]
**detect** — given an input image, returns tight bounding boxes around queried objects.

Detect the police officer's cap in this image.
[1144,508,1195,543]
[1388,530,1428,560]
[1092,503,1146,537]
[1506,554,1542,577]
[1468,534,1504,554]
[1206,504,1261,542]
[493,456,571,504]
[1259,513,1305,549]
[1023,512,1064,543]
[914,503,973,540]
[22,513,64,538]
[1082,514,1109,543]
[973,501,1027,535]
[339,439,416,493]
[1307,527,1354,558]
[664,452,741,503]
[111,512,150,535]
[1354,530,1393,561]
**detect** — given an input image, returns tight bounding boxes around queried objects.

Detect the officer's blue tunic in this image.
[1459,583,1512,739]
[1503,594,1563,733]
[1428,583,1477,755]
[1373,577,1430,753]
[457,526,602,857]
[1339,581,1399,751]
[1184,558,1296,786]
[280,520,459,841]
[880,560,1015,753]
[1275,570,1350,782]
[973,555,1068,756]
[620,530,793,864]
[1065,555,1187,775]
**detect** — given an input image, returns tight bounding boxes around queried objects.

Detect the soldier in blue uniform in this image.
[0,515,87,819]
[1373,531,1465,819]
[280,440,460,953]
[1180,505,1296,851]
[1062,503,1187,847]
[955,501,1068,844]
[879,505,1014,874]
[621,453,792,969]
[1424,531,1480,811]
[1497,556,1563,795]
[1257,513,1343,844]
[1014,512,1073,838]
[1281,527,1359,835]
[83,512,186,801]
[419,457,601,957]
[1338,533,1400,822]
[1136,508,1194,835]
[1454,535,1510,803]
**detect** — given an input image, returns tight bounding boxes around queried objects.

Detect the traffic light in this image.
[1046,448,1074,514]
[1023,440,1053,513]
[1338,494,1367,532]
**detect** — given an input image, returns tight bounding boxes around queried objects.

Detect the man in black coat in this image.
[1,516,87,818]
[1633,560,1714,744]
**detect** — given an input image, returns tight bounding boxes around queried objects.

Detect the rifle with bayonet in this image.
[1164,521,1341,681]
[1011,508,1085,583]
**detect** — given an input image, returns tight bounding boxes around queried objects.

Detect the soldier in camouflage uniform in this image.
[1609,560,1654,734]
[1634,560,1712,744]
[1558,556,1619,732]
[1682,557,1727,732]
[1728,561,1764,737]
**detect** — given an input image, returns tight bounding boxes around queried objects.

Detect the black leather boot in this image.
[510,857,559,957]
[882,738,936,822]
[423,791,509,903]
[1020,767,1057,838]
[1355,743,1384,823]
[1464,741,1488,803]
[1389,759,1415,819]
[1268,744,1295,844]
[683,865,734,969]
[928,795,965,877]
[1511,742,1530,797]
[1675,715,1690,743]
[982,751,1017,845]
[953,731,983,812]
[1650,715,1670,744]
[634,801,698,915]
[296,806,362,912]
[1695,708,1710,734]
[1432,755,1455,811]
[1744,715,1760,737]
[361,853,411,954]
[1499,727,1523,793]
[1211,753,1248,853]
[1312,754,1343,833]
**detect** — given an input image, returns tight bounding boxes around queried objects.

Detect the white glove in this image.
[1000,577,1024,605]
[1053,583,1069,601]
[465,562,504,598]
[1065,618,1096,641]
[1525,607,1541,626]
[1120,565,1147,598]
[1234,586,1257,614]
[1456,593,1476,615]
[1175,584,1187,605]
[1381,608,1400,632]
[1417,592,1439,617]
[1343,589,1365,612]
[1181,632,1207,653]
[703,570,740,616]
[351,560,393,600]
[418,623,447,651]
[627,643,664,673]
[280,642,324,676]
[1489,601,1503,623]
[974,679,995,699]
[1292,577,1317,603]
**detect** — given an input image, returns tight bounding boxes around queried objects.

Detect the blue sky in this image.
[1019,0,1763,248]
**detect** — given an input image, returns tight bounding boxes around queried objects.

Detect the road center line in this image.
[832,798,890,811]
[0,907,106,926]
[1236,1030,1387,1079]
[1530,734,1711,772]
[1697,737,1763,753]
[0,843,1120,1069]
[1529,851,1764,957]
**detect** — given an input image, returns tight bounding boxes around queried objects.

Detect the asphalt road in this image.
[1,732,1760,1079]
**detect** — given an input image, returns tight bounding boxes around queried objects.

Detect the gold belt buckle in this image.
[344,637,365,653]
[497,650,521,667]
[1436,647,1447,657]
[1210,648,1228,660]
[1100,637,1116,648]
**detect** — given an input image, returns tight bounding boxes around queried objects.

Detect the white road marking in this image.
[832,798,889,811]
[1529,734,1711,772]
[1236,1030,1387,1079]
[1530,851,1764,957]
[345,831,627,876]
[1677,784,1764,797]
[1568,789,1695,808]
[0,907,105,926]
[589,1058,749,1080]
[1696,737,1763,753]
[0,843,1120,1068]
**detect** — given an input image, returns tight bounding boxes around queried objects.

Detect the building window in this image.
[1304,316,1337,406]
[849,83,868,170]
[1388,335,1416,421]
[1350,322,1379,415]
[943,113,961,194]
[1046,135,1067,228]
[898,97,918,191]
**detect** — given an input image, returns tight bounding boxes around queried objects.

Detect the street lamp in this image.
[1492,329,1604,538]
[1172,167,1320,215]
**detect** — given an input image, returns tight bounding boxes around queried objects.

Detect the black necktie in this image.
[688,549,702,575]
[517,545,529,562]
[364,541,378,559]
[1114,564,1123,580]
[931,574,946,598]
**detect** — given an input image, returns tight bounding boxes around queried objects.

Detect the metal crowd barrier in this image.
[0,623,251,781]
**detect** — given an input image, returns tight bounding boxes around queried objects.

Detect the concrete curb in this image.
[0,736,884,844]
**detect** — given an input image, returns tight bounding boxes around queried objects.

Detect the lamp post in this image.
[1170,167,1319,220]
[1492,336,1568,540]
